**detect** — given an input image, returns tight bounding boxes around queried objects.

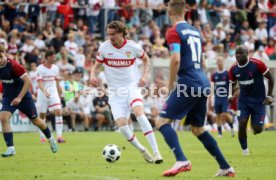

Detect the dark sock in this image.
[238,125,248,149]
[198,131,230,169]
[42,127,51,139]
[218,126,222,135]
[159,124,187,161]
[228,122,233,129]
[3,132,14,147]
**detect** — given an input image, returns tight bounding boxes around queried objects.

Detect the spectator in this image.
[49,28,65,53]
[253,45,270,62]
[66,96,90,131]
[265,38,276,58]
[255,21,268,46]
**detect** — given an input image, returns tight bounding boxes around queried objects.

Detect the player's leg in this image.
[132,104,163,164]
[49,96,65,143]
[237,102,250,155]
[222,112,235,137]
[214,103,223,137]
[36,94,48,142]
[0,98,18,157]
[38,113,47,143]
[109,97,153,163]
[0,110,16,157]
[18,98,58,153]
[250,104,266,135]
[157,91,194,176]
[188,96,234,177]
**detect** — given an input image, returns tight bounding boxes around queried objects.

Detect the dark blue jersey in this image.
[229,58,268,104]
[0,59,31,99]
[211,70,229,101]
[166,21,210,93]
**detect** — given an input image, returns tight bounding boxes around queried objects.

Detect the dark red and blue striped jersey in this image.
[166,21,210,92]
[211,70,229,101]
[229,58,268,104]
[0,59,31,99]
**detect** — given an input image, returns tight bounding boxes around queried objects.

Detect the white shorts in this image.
[37,92,62,113]
[108,87,143,120]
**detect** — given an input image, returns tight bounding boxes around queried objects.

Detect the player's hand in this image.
[11,96,22,106]
[90,77,99,87]
[263,96,273,105]
[44,88,51,98]
[138,76,147,87]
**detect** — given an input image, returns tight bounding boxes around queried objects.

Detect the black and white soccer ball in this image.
[102,144,121,163]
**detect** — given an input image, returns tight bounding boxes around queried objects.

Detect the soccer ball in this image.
[102,144,121,163]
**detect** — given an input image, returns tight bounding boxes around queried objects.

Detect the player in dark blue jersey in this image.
[229,46,274,155]
[0,49,58,157]
[211,56,234,137]
[155,0,235,177]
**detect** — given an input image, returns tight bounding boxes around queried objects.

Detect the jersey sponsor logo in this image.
[215,81,227,85]
[2,79,14,84]
[104,58,135,67]
[239,79,254,85]
[181,29,200,37]
[236,74,240,77]
[108,53,113,55]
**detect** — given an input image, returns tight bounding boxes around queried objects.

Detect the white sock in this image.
[129,123,134,131]
[136,114,159,154]
[8,146,15,150]
[55,116,63,138]
[119,125,145,152]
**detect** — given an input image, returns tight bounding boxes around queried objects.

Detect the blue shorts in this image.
[160,90,207,127]
[214,99,229,114]
[237,102,265,126]
[1,97,38,120]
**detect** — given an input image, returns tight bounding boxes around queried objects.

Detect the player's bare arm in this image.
[139,52,150,87]
[263,70,274,105]
[37,79,50,98]
[228,81,238,104]
[11,74,31,106]
[90,61,102,87]
[56,78,62,97]
[168,52,180,91]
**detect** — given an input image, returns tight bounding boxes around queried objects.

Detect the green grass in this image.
[0,131,275,180]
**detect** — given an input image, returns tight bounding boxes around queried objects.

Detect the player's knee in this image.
[239,119,247,129]
[191,126,204,136]
[252,126,263,135]
[115,118,128,127]
[132,106,143,117]
[156,118,170,129]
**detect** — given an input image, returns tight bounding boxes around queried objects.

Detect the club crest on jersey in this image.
[125,51,132,58]
[248,72,253,78]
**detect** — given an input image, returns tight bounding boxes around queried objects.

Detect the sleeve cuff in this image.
[262,68,269,75]
[138,50,145,59]
[96,59,104,63]
[20,73,27,79]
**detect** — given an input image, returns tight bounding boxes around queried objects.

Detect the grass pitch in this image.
[0,131,275,180]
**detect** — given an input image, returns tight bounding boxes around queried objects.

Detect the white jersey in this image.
[29,70,38,94]
[37,64,60,95]
[96,39,145,88]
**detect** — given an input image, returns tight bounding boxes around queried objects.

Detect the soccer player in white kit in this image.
[36,50,65,143]
[90,21,163,164]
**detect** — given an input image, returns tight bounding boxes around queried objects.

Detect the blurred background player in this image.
[211,56,234,137]
[36,50,65,143]
[90,21,163,164]
[155,0,235,177]
[0,46,58,157]
[229,46,274,155]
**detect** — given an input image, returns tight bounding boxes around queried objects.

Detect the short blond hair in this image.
[168,0,186,16]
